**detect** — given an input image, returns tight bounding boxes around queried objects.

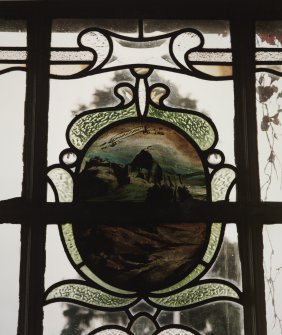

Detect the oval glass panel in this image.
[71,120,209,292]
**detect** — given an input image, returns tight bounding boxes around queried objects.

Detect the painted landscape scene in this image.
[74,121,207,203]
[74,222,208,292]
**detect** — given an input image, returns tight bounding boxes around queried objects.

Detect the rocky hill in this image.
[75,148,205,202]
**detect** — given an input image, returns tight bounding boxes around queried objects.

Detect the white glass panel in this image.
[263,225,282,335]
[0,71,25,200]
[0,225,21,335]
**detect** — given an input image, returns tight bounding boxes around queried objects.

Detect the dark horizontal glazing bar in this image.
[1,199,282,223]
[0,1,282,20]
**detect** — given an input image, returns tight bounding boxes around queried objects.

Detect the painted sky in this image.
[82,121,203,175]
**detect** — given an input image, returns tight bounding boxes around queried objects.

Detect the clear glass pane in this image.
[0,20,26,200]
[44,302,129,335]
[256,21,282,48]
[0,19,26,47]
[45,225,83,289]
[256,22,282,201]
[204,224,242,290]
[256,72,282,201]
[157,302,244,335]
[0,225,21,335]
[263,225,282,335]
[144,20,231,48]
[52,19,138,47]
[0,71,26,200]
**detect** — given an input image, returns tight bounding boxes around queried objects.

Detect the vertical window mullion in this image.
[231,19,267,335]
[17,11,51,335]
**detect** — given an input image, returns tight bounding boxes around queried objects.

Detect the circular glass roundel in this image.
[73,120,209,292]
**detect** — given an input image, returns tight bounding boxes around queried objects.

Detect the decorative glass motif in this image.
[149,282,240,308]
[45,20,241,335]
[147,107,216,151]
[69,106,137,150]
[46,282,137,309]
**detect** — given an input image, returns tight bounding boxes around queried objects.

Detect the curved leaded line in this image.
[49,113,233,296]
[150,166,235,293]
[203,167,236,263]
[62,224,83,265]
[131,316,157,334]
[79,265,136,295]
[136,77,148,116]
[46,27,233,79]
[89,329,130,335]
[59,148,78,168]
[211,167,236,202]
[61,223,135,294]
[147,106,215,151]
[202,223,222,264]
[256,67,282,77]
[45,282,137,309]
[60,223,135,295]
[156,327,199,335]
[47,95,237,303]
[0,65,26,75]
[69,105,137,150]
[47,168,74,203]
[78,28,113,71]
[207,149,225,167]
[127,312,160,331]
[149,282,240,309]
[170,30,203,71]
[87,325,200,335]
[151,264,206,294]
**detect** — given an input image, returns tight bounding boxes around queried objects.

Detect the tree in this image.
[71,70,198,116]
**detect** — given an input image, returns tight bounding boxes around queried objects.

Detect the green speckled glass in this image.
[46,283,137,308]
[148,106,215,151]
[150,283,239,308]
[69,106,137,149]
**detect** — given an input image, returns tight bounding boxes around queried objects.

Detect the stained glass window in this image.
[0,6,281,335]
[43,19,243,335]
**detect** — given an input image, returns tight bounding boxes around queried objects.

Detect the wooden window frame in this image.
[0,1,282,335]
